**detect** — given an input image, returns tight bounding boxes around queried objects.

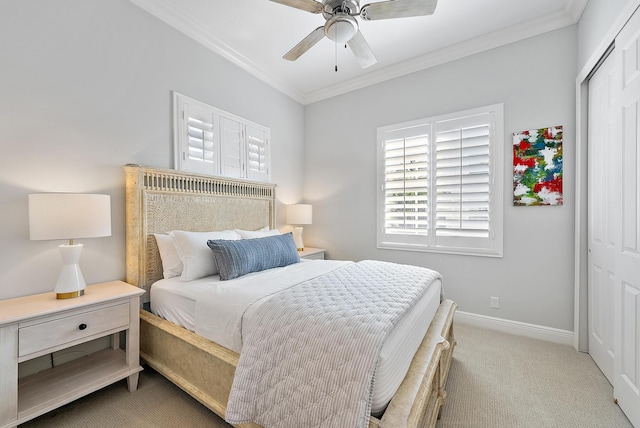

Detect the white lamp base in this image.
[293,226,305,251]
[55,244,86,299]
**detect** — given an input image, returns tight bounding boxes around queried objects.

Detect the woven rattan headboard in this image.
[124,164,277,302]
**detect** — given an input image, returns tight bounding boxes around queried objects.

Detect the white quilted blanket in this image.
[225,260,442,428]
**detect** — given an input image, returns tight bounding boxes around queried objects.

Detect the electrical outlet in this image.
[490,296,499,308]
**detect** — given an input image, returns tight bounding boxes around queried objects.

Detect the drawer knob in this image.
[78,323,87,330]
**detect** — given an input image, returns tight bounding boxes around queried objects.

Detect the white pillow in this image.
[171,230,241,281]
[235,228,281,239]
[153,233,183,279]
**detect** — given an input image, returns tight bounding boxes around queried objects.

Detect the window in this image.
[173,92,270,182]
[377,104,503,257]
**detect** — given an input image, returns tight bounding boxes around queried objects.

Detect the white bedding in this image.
[150,259,442,415]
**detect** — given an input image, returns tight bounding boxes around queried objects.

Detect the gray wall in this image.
[303,26,578,331]
[0,0,305,299]
[578,0,634,71]
[0,0,628,333]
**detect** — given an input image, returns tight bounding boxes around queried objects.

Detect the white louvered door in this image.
[613,7,640,426]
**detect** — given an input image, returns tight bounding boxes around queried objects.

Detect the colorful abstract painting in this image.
[513,126,563,206]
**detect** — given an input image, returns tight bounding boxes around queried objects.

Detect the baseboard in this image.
[455,311,575,346]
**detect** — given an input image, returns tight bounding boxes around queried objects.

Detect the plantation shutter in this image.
[382,124,430,236]
[434,112,492,239]
[377,104,502,256]
[181,102,218,176]
[246,124,269,182]
[173,92,271,182]
[219,116,244,179]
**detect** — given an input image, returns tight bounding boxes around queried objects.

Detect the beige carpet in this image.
[436,323,631,427]
[21,323,632,428]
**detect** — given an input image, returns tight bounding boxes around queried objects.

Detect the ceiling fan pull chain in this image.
[335,29,338,72]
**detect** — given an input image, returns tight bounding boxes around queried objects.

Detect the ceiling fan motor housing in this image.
[322,0,360,18]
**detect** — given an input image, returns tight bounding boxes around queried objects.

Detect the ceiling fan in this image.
[270,0,438,69]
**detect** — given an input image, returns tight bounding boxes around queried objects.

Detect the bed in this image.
[124,164,457,428]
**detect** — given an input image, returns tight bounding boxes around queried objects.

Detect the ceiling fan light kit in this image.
[325,14,358,43]
[270,0,438,68]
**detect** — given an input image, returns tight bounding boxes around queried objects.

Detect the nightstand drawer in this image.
[19,303,130,357]
[302,252,324,260]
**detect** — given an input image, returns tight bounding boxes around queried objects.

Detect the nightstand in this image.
[298,247,325,260]
[0,281,144,428]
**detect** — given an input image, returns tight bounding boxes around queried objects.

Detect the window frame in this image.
[376,104,504,257]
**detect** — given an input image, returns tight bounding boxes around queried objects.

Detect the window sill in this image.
[377,242,503,258]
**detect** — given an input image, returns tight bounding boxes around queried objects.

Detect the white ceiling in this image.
[129,0,587,104]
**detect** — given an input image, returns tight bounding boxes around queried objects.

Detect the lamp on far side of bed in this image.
[286,204,312,251]
[28,193,112,299]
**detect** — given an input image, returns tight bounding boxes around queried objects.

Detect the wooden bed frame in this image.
[124,164,457,428]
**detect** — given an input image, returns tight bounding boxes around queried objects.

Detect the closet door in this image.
[613,8,640,426]
[587,50,618,385]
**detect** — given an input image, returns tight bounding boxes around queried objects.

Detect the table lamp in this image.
[286,204,312,251]
[28,193,112,299]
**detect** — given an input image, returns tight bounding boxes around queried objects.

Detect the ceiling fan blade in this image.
[360,0,437,21]
[283,26,326,61]
[269,0,324,14]
[347,31,377,68]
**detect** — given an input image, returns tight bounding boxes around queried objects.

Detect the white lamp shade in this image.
[29,193,111,241]
[29,193,111,299]
[286,204,312,225]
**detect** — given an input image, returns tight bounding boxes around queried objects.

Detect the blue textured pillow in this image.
[207,232,300,280]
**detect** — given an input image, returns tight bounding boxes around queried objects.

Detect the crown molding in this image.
[565,0,589,22]
[130,0,586,106]
[303,7,581,104]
